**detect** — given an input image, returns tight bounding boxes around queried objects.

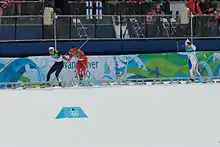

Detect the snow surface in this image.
[0,84,219,147]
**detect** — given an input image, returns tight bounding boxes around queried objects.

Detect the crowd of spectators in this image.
[0,0,219,15]
[0,0,219,37]
[186,0,219,36]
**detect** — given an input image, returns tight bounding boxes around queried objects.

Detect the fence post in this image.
[190,12,193,44]
[95,19,97,38]
[54,12,57,50]
[119,13,122,39]
[69,16,72,39]
[14,16,17,40]
[119,14,123,53]
[42,16,44,39]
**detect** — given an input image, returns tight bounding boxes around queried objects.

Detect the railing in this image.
[1,76,220,89]
[0,14,219,42]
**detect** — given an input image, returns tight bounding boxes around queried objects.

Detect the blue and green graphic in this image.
[0,58,43,83]
[103,51,220,79]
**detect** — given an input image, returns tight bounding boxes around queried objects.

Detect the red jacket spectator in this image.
[146,11,156,24]
[195,1,202,14]
[214,10,220,20]
[207,9,220,24]
[0,0,10,9]
[129,0,142,5]
[198,0,214,14]
[188,0,196,15]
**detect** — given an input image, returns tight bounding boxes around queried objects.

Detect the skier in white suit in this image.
[177,39,201,79]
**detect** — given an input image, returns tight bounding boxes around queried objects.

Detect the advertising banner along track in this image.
[0,51,220,84]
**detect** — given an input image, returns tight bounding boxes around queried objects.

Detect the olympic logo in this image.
[69,110,79,118]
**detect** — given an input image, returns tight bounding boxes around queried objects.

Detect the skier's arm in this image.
[178,52,188,55]
[77,55,85,61]
[78,58,84,61]
[62,55,71,61]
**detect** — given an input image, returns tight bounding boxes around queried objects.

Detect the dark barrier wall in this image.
[0,39,220,57]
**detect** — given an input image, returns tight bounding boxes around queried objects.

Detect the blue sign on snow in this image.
[56,107,88,119]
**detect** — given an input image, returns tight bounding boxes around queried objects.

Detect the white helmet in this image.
[185,39,191,46]
[49,47,55,51]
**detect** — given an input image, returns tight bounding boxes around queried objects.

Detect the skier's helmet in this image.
[49,46,55,51]
[185,39,191,46]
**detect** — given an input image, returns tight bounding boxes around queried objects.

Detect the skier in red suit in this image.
[63,46,88,80]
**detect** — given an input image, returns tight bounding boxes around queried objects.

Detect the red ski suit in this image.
[69,48,88,79]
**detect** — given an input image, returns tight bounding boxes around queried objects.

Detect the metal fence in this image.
[1,76,220,89]
[0,14,219,41]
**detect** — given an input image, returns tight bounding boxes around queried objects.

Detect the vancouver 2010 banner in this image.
[0,51,220,85]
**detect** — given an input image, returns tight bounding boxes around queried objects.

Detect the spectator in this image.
[154,4,165,36]
[215,8,220,36]
[197,0,213,14]
[208,7,220,36]
[196,0,215,36]
[186,0,201,36]
[0,0,15,15]
[146,9,156,24]
[129,0,142,5]
[187,0,196,15]
[145,9,156,37]
[155,4,164,15]
[162,0,170,14]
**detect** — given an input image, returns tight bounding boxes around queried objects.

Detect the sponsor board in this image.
[0,52,219,85]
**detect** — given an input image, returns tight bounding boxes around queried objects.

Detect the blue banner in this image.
[0,39,220,57]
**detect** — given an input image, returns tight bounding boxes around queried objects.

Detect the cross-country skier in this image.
[47,46,64,86]
[62,46,88,81]
[177,39,201,80]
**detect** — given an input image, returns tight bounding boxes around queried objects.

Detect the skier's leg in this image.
[188,58,194,79]
[76,61,83,80]
[55,61,64,86]
[47,63,57,82]
[193,56,200,77]
[81,59,88,80]
[195,62,201,77]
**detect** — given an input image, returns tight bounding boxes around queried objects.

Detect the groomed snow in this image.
[0,84,219,147]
